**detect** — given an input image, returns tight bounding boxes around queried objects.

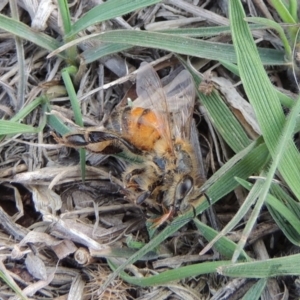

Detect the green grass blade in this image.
[107,259,232,287]
[61,67,83,127]
[189,67,251,152]
[267,194,300,242]
[204,141,269,202]
[180,56,251,152]
[288,0,298,22]
[83,43,132,64]
[200,138,262,193]
[268,186,300,245]
[233,93,300,261]
[0,14,62,54]
[10,97,48,123]
[47,114,70,136]
[0,96,47,141]
[218,253,300,277]
[238,179,300,245]
[270,0,296,24]
[56,0,78,63]
[0,121,40,135]
[57,0,72,34]
[81,30,286,65]
[68,0,161,37]
[230,0,300,200]
[193,219,250,260]
[242,279,267,300]
[61,67,86,179]
[153,23,268,37]
[220,60,295,109]
[10,0,26,111]
[245,17,291,58]
[0,263,29,300]
[200,177,265,257]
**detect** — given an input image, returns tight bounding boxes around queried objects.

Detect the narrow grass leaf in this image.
[107,259,232,287]
[200,177,264,257]
[81,30,286,65]
[57,0,78,63]
[270,0,296,24]
[0,266,28,300]
[245,17,291,58]
[238,179,300,245]
[47,114,70,136]
[218,253,300,277]
[204,142,269,202]
[288,0,298,22]
[267,193,300,244]
[242,278,267,300]
[68,0,161,37]
[268,186,300,245]
[200,138,264,193]
[230,0,300,200]
[0,121,40,135]
[154,24,267,37]
[57,0,72,34]
[0,14,62,54]
[219,60,295,108]
[233,92,300,261]
[61,68,83,127]
[83,43,132,64]
[10,97,48,123]
[189,67,251,152]
[61,67,86,179]
[193,219,250,261]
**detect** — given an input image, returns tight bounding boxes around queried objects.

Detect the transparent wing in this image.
[189,120,206,184]
[133,63,195,144]
[164,69,195,140]
[133,62,173,150]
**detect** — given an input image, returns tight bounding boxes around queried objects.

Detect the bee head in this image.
[174,175,193,210]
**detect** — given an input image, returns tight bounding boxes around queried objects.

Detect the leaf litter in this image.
[0,1,297,299]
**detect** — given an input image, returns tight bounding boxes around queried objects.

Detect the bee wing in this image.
[133,62,173,149]
[164,69,195,140]
[133,63,195,143]
[190,120,206,183]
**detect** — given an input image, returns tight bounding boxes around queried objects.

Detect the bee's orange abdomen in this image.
[126,107,161,151]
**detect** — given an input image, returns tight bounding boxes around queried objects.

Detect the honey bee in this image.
[52,63,205,227]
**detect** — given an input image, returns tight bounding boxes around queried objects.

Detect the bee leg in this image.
[124,165,162,205]
[178,203,196,218]
[149,206,174,229]
[51,131,89,147]
[136,191,151,204]
[52,130,143,155]
[123,167,152,204]
[124,167,146,187]
[87,131,142,155]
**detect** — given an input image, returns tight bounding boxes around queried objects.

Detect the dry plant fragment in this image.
[74,247,94,265]
[25,253,47,281]
[85,264,131,300]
